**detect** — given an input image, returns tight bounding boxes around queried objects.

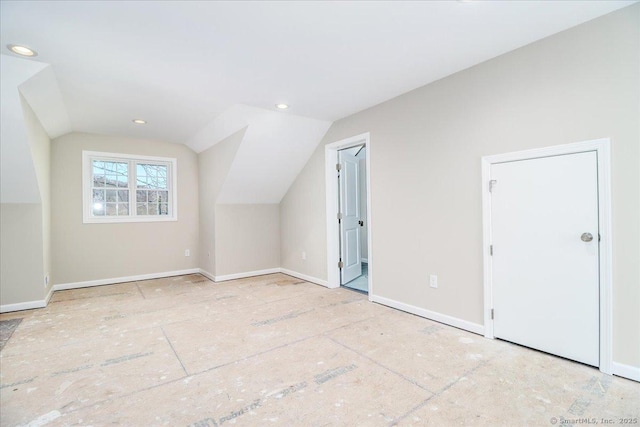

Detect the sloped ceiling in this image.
[218,106,330,204]
[1,1,635,204]
[1,55,47,203]
[18,66,72,140]
[189,104,331,204]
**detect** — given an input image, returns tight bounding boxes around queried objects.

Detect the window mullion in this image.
[130,160,135,216]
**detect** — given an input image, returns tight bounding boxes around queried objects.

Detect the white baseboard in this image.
[52,268,200,291]
[613,362,640,382]
[371,295,485,336]
[199,269,215,282]
[213,268,281,282]
[280,268,329,288]
[0,299,47,313]
[0,285,56,313]
[45,286,54,304]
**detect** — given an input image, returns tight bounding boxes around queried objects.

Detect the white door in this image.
[339,150,362,284]
[491,151,599,366]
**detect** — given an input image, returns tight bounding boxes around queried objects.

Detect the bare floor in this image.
[1,274,638,426]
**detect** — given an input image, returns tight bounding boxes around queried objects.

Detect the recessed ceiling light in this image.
[132,119,147,124]
[7,44,38,57]
[276,104,289,110]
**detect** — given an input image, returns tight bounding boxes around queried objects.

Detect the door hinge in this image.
[598,233,601,242]
[491,309,494,320]
[337,212,343,221]
[338,260,344,269]
[489,179,497,192]
[490,245,493,256]
[336,163,342,171]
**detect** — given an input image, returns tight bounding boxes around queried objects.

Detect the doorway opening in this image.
[325,133,372,299]
[481,138,612,374]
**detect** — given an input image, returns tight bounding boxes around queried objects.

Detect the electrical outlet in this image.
[430,274,438,288]
[185,249,190,257]
[301,251,306,260]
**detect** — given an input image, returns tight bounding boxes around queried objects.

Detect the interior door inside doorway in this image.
[338,146,368,292]
[490,151,600,367]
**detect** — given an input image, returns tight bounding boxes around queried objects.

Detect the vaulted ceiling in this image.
[1,1,634,203]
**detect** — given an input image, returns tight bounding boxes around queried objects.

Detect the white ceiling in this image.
[1,1,635,205]
[0,1,634,144]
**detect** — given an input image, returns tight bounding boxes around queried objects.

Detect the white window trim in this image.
[82,150,178,224]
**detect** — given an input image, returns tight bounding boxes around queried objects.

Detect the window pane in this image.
[117,174,128,187]
[158,191,169,203]
[137,203,147,215]
[93,202,105,216]
[137,164,168,189]
[93,161,104,174]
[117,163,128,174]
[148,191,158,202]
[93,189,104,202]
[106,203,117,216]
[118,203,129,216]
[159,203,168,215]
[117,190,128,202]
[106,190,117,202]
[105,175,118,187]
[93,161,128,189]
[136,190,147,202]
[93,175,106,187]
[148,203,158,215]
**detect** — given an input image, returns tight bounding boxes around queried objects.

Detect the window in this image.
[83,151,177,223]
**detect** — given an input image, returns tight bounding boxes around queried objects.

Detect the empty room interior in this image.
[1,1,639,426]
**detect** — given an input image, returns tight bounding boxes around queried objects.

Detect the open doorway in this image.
[325,132,372,298]
[337,144,368,292]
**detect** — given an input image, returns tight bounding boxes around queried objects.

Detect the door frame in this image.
[325,132,373,299]
[481,138,612,374]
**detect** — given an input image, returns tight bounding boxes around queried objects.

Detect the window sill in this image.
[82,216,178,224]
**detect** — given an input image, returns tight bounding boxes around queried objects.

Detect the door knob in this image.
[581,232,593,242]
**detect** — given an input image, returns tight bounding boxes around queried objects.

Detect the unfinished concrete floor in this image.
[1,273,638,426]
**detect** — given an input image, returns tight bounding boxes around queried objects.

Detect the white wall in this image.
[280,5,640,368]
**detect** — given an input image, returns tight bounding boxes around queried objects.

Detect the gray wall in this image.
[0,97,51,307]
[0,204,45,305]
[51,132,200,284]
[280,5,639,367]
[198,128,281,278]
[215,204,280,276]
[198,128,245,276]
[22,95,52,297]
